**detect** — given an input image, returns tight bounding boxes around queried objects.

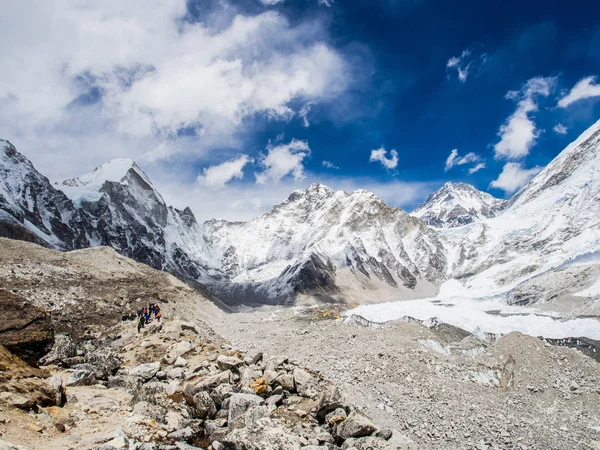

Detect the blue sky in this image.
[1,0,599,221]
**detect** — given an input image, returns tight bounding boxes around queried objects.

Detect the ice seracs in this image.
[412,181,506,228]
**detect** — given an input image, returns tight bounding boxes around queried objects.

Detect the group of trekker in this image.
[135,303,162,332]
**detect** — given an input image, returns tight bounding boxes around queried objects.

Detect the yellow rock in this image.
[25,423,43,433]
[251,377,269,395]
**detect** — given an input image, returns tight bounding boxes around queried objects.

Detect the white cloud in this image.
[259,0,285,5]
[369,147,399,170]
[255,139,311,184]
[299,103,313,127]
[197,154,252,190]
[0,0,349,178]
[444,149,481,171]
[558,76,600,108]
[446,50,472,82]
[494,76,556,160]
[319,0,335,6]
[322,160,339,169]
[490,162,542,194]
[468,162,486,175]
[553,123,568,135]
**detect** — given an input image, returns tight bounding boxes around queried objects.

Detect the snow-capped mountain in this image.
[201,184,447,304]
[0,140,89,249]
[1,118,600,309]
[57,159,208,282]
[441,118,600,308]
[412,182,506,228]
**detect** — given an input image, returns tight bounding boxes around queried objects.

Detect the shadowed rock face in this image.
[0,289,54,366]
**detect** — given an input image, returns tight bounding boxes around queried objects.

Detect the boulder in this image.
[49,375,66,406]
[66,369,95,387]
[336,411,377,439]
[193,391,216,420]
[39,335,76,367]
[193,370,231,392]
[81,348,121,380]
[316,385,345,421]
[167,368,185,379]
[292,368,318,397]
[221,425,303,450]
[168,426,195,441]
[0,392,34,410]
[276,373,295,392]
[129,361,160,381]
[163,341,194,364]
[228,393,264,424]
[217,355,243,371]
[0,289,54,366]
[174,357,187,367]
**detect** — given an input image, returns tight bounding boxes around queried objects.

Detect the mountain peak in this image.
[413,182,506,228]
[60,158,145,188]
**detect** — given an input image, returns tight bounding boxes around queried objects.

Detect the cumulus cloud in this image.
[322,160,339,169]
[553,123,568,135]
[197,155,252,190]
[558,76,600,108]
[369,147,399,170]
[444,149,481,172]
[0,1,349,177]
[259,0,285,5]
[490,162,542,194]
[255,139,311,184]
[494,77,556,160]
[468,162,486,175]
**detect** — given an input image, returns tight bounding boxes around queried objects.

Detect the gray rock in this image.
[0,392,34,410]
[167,368,185,379]
[66,369,95,387]
[228,393,264,425]
[316,385,344,421]
[374,428,393,440]
[216,355,243,371]
[129,361,161,381]
[49,375,66,406]
[293,367,318,397]
[167,427,195,441]
[193,370,231,392]
[39,334,76,366]
[266,394,283,406]
[336,411,376,439]
[276,373,296,392]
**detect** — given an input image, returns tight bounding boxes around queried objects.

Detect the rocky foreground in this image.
[0,238,599,449]
[0,317,413,450]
